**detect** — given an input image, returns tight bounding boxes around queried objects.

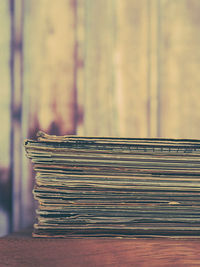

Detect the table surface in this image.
[1,229,200,267]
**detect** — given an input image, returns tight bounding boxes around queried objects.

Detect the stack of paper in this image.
[24,131,200,237]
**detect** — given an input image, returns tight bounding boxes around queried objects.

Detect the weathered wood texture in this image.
[1,0,200,236]
[116,0,149,137]
[0,0,11,236]
[84,0,117,136]
[11,0,24,232]
[159,0,200,138]
[24,0,77,136]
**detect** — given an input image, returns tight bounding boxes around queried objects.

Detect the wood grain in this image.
[23,0,77,136]
[159,0,200,138]
[116,0,149,137]
[10,0,24,232]
[0,0,11,236]
[148,0,159,137]
[76,0,85,136]
[84,0,117,136]
[1,231,200,267]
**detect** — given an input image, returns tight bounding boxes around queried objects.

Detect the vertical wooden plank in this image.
[84,0,117,136]
[23,0,77,227]
[148,0,159,137]
[10,0,24,231]
[23,0,77,137]
[0,0,11,236]
[115,0,149,137]
[159,0,200,138]
[76,0,85,136]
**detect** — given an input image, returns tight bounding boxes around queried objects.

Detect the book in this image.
[24,131,200,237]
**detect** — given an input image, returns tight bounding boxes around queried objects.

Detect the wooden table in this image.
[1,229,200,266]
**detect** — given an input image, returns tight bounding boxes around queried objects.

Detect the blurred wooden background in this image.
[1,0,200,236]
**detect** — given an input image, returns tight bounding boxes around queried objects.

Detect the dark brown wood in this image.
[1,229,200,267]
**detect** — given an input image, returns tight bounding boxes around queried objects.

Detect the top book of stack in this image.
[24,131,200,238]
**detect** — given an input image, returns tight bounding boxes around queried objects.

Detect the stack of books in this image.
[24,131,200,237]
